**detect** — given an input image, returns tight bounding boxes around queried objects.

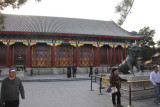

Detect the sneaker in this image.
[117,104,124,107]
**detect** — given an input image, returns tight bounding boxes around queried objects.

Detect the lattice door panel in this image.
[55,46,73,67]
[32,45,51,67]
[79,46,94,66]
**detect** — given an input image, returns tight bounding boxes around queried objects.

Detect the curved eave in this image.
[0,31,146,40]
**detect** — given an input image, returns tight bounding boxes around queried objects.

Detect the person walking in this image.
[72,64,77,77]
[109,68,127,107]
[89,65,93,77]
[150,65,160,104]
[0,68,25,107]
[67,64,71,78]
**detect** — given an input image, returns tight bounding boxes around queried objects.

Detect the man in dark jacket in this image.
[1,68,25,107]
[67,64,71,78]
[72,64,77,77]
[110,68,127,107]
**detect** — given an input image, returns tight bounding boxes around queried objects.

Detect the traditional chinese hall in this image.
[0,14,145,73]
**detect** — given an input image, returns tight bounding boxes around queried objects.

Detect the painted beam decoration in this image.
[0,39,7,42]
[78,41,98,47]
[31,40,52,43]
[99,41,129,48]
[0,39,129,48]
[10,39,28,43]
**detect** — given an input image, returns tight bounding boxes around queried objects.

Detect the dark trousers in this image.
[5,99,19,107]
[112,90,121,105]
[89,71,92,77]
[73,71,76,77]
[67,71,71,78]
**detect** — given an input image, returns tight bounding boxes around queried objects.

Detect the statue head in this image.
[128,43,141,57]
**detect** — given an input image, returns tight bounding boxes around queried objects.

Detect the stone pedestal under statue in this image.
[119,73,155,100]
[105,71,154,100]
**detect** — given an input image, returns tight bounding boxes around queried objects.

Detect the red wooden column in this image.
[126,47,128,56]
[118,47,122,64]
[97,44,100,67]
[27,42,31,67]
[6,42,10,68]
[109,47,113,65]
[124,45,127,59]
[76,43,79,67]
[52,43,56,67]
[113,45,116,66]
[11,45,14,66]
[107,47,109,64]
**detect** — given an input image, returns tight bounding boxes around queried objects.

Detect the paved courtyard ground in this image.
[0,80,157,107]
[0,71,159,107]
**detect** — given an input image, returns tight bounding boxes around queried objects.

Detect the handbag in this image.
[107,87,112,93]
[111,87,118,93]
[107,87,112,95]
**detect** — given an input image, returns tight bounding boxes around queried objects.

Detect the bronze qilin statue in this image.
[118,43,141,76]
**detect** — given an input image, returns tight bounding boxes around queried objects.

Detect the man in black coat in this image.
[72,64,77,77]
[67,64,71,78]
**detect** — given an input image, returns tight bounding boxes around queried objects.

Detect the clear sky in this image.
[1,0,160,45]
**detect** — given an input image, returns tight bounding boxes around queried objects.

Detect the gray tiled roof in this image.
[1,14,144,38]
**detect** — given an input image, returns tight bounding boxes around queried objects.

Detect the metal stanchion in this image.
[98,77,103,95]
[127,82,134,107]
[90,75,94,91]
